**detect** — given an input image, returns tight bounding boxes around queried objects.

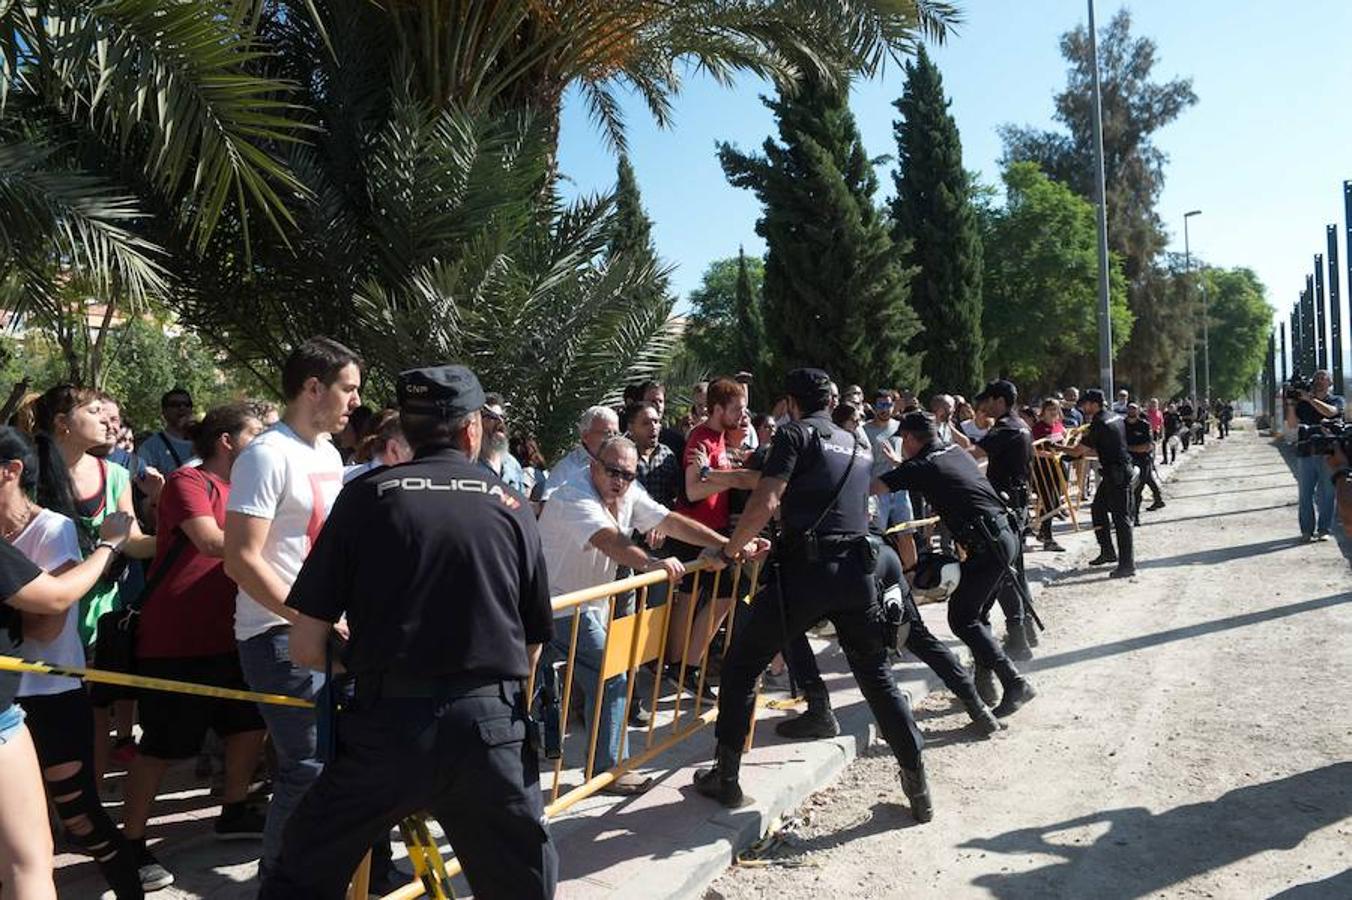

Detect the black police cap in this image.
[895,411,937,438]
[785,368,832,408]
[1081,388,1107,406]
[975,379,1018,407]
[397,365,485,417]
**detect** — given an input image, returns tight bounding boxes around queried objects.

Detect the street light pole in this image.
[1184,209,1202,401]
[1087,0,1114,397]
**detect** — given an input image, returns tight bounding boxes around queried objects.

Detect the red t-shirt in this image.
[676,424,731,532]
[1031,421,1065,442]
[136,468,237,658]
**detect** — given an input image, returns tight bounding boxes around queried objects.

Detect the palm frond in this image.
[32,0,309,251]
[0,138,167,303]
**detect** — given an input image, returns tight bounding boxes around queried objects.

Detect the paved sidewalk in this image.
[57,435,1219,899]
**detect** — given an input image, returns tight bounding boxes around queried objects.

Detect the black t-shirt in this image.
[659,426,686,462]
[287,448,554,680]
[1123,417,1153,454]
[1295,394,1346,426]
[1085,411,1131,467]
[977,413,1032,494]
[761,413,871,535]
[0,540,43,709]
[879,441,1008,532]
[1179,403,1194,422]
[1163,411,1183,435]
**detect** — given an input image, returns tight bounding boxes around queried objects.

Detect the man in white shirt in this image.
[541,405,619,500]
[536,436,756,794]
[224,337,362,877]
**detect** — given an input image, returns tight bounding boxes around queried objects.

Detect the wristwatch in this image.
[717,546,739,566]
[699,464,712,482]
[95,540,120,553]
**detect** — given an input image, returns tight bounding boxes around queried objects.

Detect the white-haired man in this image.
[542,405,620,500]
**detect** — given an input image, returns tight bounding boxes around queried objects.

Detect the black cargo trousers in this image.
[714,546,923,770]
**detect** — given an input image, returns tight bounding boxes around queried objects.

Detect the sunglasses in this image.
[603,465,637,483]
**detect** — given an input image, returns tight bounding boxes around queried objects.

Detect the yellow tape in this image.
[0,655,314,708]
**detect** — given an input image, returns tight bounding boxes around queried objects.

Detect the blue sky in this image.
[554,1,1352,378]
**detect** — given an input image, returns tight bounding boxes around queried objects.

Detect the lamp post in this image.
[1184,209,1202,402]
[1088,0,1114,397]
[1201,281,1210,403]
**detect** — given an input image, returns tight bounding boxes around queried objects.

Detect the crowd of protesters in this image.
[0,331,1245,898]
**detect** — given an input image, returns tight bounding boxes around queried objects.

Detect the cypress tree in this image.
[609,153,654,259]
[719,73,922,393]
[732,245,771,384]
[891,45,985,396]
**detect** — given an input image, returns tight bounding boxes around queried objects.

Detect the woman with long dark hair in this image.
[32,385,156,776]
[2,426,144,897]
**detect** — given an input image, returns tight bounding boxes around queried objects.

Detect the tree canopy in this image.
[981,161,1131,396]
[1000,9,1197,396]
[891,44,984,398]
[720,73,922,392]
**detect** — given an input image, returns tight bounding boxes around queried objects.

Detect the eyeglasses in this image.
[603,465,637,483]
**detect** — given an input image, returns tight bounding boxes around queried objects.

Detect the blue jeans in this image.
[540,609,626,774]
[0,703,24,745]
[873,489,915,531]
[1296,453,1336,537]
[238,627,321,874]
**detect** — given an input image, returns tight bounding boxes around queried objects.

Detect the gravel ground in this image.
[708,428,1352,900]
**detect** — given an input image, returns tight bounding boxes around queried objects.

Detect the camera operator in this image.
[1286,369,1346,541]
[1324,442,1352,536]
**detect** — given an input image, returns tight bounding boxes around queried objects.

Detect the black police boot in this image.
[992,669,1037,719]
[693,743,751,808]
[774,685,839,740]
[898,763,934,823]
[1089,527,1117,566]
[961,697,1003,735]
[1003,619,1033,662]
[1148,499,1166,511]
[1023,616,1040,649]
[973,664,999,707]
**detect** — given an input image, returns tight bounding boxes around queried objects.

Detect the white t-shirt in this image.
[13,509,84,696]
[227,423,343,641]
[537,475,669,618]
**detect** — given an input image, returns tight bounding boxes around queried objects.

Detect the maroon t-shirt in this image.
[136,468,236,658]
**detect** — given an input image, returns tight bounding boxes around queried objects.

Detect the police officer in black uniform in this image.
[1066,388,1136,578]
[967,380,1037,664]
[872,411,1037,719]
[693,369,932,822]
[261,365,557,900]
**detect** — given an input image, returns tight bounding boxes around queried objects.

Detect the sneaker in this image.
[1042,540,1067,552]
[111,737,138,767]
[215,801,266,840]
[134,842,174,892]
[628,697,652,728]
[1315,530,1332,542]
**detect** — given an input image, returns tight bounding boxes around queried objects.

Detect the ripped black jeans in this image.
[20,687,143,899]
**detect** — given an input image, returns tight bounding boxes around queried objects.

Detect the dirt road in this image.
[708,428,1352,899]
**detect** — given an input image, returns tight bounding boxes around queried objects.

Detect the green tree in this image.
[890,44,983,397]
[981,162,1131,396]
[731,247,772,387]
[1000,9,1197,396]
[1189,267,1272,402]
[720,73,922,392]
[685,254,762,376]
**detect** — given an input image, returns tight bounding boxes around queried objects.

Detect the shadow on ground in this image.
[959,762,1352,899]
